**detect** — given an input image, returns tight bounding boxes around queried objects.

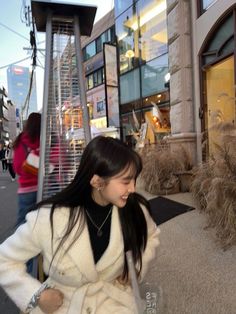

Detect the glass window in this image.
[72,55,76,67]
[97,68,103,85]
[114,0,134,18]
[102,68,105,83]
[84,41,96,61]
[120,68,140,104]
[138,0,168,63]
[101,33,107,49]
[109,25,116,43]
[202,13,233,66]
[205,56,235,154]
[141,53,168,97]
[95,27,115,54]
[87,74,94,90]
[93,72,98,87]
[116,5,139,74]
[86,68,104,90]
[201,0,218,12]
[96,37,102,53]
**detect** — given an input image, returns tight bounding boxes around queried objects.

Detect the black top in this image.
[85,197,112,264]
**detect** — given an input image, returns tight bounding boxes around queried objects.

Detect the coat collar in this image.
[54,206,124,282]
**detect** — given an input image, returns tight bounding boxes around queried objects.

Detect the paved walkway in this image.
[136,179,195,208]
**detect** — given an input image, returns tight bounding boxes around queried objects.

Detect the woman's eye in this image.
[123,181,130,185]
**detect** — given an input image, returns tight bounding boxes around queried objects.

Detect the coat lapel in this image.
[53,206,124,281]
[54,207,98,282]
[96,206,124,271]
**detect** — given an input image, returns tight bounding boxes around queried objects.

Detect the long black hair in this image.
[35,136,151,281]
[13,112,41,148]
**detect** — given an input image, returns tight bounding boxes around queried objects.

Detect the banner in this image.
[104,43,120,128]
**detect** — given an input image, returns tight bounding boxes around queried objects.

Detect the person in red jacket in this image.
[13,112,41,226]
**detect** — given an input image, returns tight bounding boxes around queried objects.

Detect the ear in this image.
[90,174,104,190]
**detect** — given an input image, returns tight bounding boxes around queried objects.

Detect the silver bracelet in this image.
[25,282,51,313]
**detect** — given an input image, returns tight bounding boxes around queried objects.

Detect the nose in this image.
[128,180,135,193]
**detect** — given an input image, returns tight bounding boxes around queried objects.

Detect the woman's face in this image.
[92,166,136,208]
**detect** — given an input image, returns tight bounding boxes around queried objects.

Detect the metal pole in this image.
[74,15,91,144]
[37,11,52,202]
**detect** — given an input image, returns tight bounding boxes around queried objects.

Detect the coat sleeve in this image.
[0,210,46,311]
[13,143,26,175]
[139,206,160,281]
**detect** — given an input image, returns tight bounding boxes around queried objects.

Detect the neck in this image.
[91,189,109,206]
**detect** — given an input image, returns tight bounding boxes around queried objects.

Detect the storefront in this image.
[190,0,236,161]
[200,10,235,156]
[115,0,169,145]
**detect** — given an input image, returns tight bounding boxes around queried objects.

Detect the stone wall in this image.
[166,0,197,165]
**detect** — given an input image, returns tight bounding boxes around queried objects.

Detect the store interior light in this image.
[165,72,170,82]
[125,49,135,58]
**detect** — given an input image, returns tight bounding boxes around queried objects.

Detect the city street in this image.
[0,170,18,313]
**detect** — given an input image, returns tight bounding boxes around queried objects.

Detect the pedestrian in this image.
[13,112,41,226]
[0,135,159,314]
[5,142,16,181]
[0,144,7,171]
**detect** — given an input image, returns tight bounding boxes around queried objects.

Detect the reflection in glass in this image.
[205,56,235,154]
[202,0,218,11]
[141,53,168,97]
[120,68,140,104]
[202,13,233,66]
[116,5,139,74]
[114,0,133,18]
[84,41,96,61]
[138,0,167,63]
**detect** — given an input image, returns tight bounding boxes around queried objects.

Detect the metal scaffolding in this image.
[31,0,96,201]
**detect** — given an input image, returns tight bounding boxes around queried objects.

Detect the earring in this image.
[97,187,101,191]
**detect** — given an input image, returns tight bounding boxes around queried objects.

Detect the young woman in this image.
[0,136,159,314]
[13,112,41,226]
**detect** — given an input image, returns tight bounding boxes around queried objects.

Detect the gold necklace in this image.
[85,208,112,237]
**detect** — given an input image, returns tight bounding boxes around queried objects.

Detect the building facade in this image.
[165,0,236,163]
[81,10,117,134]
[191,0,236,162]
[7,65,38,118]
[59,9,118,143]
[114,0,170,145]
[0,87,17,144]
[114,0,236,164]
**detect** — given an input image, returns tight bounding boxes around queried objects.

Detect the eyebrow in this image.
[121,175,135,180]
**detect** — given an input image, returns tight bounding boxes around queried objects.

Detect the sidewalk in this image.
[136,179,195,208]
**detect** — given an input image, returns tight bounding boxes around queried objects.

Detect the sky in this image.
[0,0,114,111]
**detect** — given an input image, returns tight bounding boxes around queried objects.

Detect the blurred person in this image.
[13,112,41,226]
[5,142,16,181]
[0,144,7,171]
[0,136,159,314]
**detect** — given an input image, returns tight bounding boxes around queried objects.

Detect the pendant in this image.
[97,229,103,237]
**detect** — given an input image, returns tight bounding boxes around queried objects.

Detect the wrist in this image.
[25,283,50,313]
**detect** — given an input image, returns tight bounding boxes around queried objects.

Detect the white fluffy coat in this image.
[0,205,159,313]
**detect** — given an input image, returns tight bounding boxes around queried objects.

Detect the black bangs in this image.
[92,137,143,179]
[110,148,142,180]
[125,154,142,180]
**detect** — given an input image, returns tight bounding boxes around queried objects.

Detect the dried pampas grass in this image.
[191,122,236,249]
[139,143,192,195]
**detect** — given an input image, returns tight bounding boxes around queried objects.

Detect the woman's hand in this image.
[38,288,64,313]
